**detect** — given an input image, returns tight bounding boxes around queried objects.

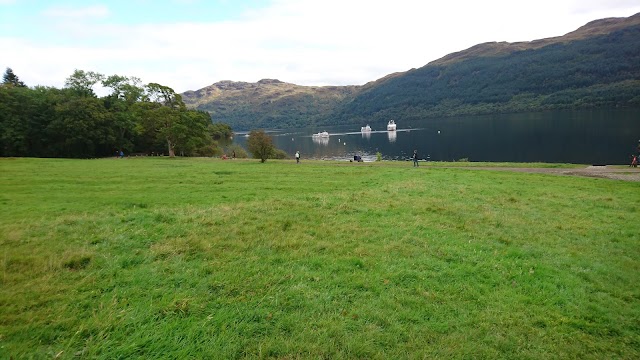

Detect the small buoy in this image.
[437,130,441,134]
[344,142,346,145]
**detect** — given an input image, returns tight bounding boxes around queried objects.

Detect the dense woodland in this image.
[0,69,232,158]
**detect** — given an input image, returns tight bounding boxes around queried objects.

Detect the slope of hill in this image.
[182,79,359,130]
[334,15,640,124]
[429,13,640,66]
[183,13,640,130]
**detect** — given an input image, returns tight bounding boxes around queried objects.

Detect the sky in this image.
[1,0,640,94]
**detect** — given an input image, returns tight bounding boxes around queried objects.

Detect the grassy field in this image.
[1,157,638,359]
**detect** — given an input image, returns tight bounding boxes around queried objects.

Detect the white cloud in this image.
[569,0,640,14]
[42,4,110,19]
[4,0,640,93]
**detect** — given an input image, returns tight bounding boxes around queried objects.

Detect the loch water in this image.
[233,108,640,164]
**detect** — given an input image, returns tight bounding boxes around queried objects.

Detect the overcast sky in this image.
[1,0,639,93]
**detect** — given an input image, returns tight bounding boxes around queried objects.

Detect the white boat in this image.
[312,131,329,137]
[361,125,372,132]
[387,120,397,131]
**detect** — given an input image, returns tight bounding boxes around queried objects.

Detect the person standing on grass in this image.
[295,151,300,164]
[412,150,419,167]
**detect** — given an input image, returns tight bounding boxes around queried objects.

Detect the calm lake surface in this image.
[233,109,640,164]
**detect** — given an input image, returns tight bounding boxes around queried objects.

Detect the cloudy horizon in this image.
[2,0,640,93]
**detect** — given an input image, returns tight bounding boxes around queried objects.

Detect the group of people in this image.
[221,151,236,160]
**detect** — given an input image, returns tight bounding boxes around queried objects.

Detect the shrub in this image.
[224,144,248,158]
[270,148,289,159]
[193,143,222,157]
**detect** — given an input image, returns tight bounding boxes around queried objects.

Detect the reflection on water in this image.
[387,131,397,143]
[233,109,640,164]
[312,136,330,146]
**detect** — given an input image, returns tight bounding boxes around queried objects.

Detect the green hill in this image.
[182,79,359,130]
[183,13,640,130]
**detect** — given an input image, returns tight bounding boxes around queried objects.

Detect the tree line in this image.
[0,68,233,158]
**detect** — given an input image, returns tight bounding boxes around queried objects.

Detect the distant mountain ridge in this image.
[182,79,359,130]
[183,13,640,130]
[429,13,640,66]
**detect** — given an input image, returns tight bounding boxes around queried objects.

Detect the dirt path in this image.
[454,166,640,182]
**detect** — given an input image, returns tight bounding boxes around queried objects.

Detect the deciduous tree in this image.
[48,95,115,157]
[65,69,104,97]
[135,88,213,157]
[247,129,274,163]
[145,83,185,109]
[137,84,186,157]
[102,75,145,153]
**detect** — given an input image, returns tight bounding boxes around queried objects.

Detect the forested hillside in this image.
[183,13,640,130]
[333,22,640,124]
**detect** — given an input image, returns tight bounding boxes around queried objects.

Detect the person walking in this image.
[295,151,300,164]
[412,150,419,167]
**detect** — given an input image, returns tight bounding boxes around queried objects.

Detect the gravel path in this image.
[454,165,640,182]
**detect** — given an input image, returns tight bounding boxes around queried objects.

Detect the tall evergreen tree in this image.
[2,68,27,87]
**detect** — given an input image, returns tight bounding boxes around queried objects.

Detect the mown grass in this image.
[1,157,638,359]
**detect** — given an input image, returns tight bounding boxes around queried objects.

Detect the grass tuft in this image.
[62,254,92,270]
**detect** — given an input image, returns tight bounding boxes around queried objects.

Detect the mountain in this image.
[183,13,640,130]
[429,13,640,66]
[182,79,359,130]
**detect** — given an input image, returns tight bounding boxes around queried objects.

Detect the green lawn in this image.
[1,157,638,359]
